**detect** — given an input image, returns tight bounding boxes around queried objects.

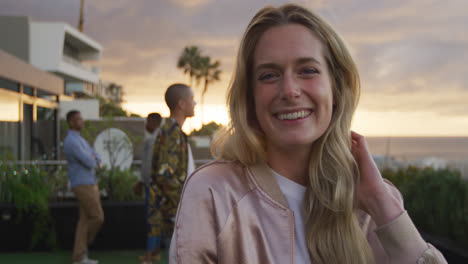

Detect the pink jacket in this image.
[170,161,447,264]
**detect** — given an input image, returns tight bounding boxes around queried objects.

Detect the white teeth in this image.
[277,110,310,120]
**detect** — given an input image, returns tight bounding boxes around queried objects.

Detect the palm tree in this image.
[177,46,202,87]
[196,56,221,124]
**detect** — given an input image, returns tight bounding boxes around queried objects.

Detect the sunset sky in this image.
[1,0,467,136]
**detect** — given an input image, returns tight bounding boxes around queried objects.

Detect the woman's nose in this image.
[280,73,301,100]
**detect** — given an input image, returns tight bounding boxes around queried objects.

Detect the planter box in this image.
[0,201,147,251]
[51,201,146,250]
[4,201,467,262]
[0,203,38,251]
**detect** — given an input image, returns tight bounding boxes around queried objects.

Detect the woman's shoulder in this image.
[183,160,254,193]
[188,160,248,181]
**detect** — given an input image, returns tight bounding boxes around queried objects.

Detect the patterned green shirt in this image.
[148,117,188,237]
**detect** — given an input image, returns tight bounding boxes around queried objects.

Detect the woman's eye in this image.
[301,68,319,75]
[258,72,278,81]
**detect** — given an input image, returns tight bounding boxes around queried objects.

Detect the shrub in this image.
[0,162,58,250]
[382,166,468,247]
[0,162,142,250]
[96,167,142,201]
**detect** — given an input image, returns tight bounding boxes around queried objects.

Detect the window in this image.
[0,78,19,93]
[31,106,57,160]
[23,85,34,96]
[37,89,57,101]
[0,90,20,159]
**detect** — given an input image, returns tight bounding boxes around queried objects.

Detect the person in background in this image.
[134,112,163,262]
[169,4,447,264]
[142,83,196,264]
[64,110,104,264]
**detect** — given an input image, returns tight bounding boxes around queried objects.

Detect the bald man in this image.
[142,83,196,264]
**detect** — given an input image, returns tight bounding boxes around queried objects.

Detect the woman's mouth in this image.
[276,110,312,120]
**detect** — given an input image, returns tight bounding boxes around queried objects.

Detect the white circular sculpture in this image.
[94,128,133,170]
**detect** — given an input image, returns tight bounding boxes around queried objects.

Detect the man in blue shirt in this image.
[64,110,103,264]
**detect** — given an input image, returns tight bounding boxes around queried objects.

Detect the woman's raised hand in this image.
[351,131,404,226]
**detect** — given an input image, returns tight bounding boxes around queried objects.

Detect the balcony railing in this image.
[62,54,99,74]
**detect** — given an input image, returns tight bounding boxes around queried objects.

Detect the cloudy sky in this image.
[1,0,467,135]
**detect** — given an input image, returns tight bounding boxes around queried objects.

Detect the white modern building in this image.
[0,16,102,97]
[0,48,64,161]
[59,99,100,120]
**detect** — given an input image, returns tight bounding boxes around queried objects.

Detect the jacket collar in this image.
[248,162,288,208]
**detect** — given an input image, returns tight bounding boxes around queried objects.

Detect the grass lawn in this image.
[0,249,168,264]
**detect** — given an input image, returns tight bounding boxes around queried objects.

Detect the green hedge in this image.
[96,167,142,201]
[2,162,467,249]
[382,166,468,247]
[0,162,59,249]
[0,162,142,204]
[0,162,142,250]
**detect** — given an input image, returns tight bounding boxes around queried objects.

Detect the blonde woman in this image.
[169,4,447,264]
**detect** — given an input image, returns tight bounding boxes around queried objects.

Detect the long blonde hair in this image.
[212,4,374,264]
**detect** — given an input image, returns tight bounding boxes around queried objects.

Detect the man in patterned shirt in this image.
[142,83,195,264]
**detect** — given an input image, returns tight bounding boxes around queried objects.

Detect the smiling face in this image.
[253,23,334,153]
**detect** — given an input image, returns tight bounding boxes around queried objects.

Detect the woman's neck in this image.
[266,145,311,186]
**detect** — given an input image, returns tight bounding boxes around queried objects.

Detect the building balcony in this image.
[28,21,103,84]
[57,54,100,83]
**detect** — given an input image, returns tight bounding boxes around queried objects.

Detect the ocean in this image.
[366,137,468,178]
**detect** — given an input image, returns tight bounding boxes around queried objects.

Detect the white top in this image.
[187,143,195,177]
[140,127,159,185]
[140,118,166,185]
[271,168,311,264]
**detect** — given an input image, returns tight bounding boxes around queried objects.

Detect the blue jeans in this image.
[145,186,161,251]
